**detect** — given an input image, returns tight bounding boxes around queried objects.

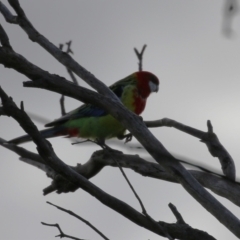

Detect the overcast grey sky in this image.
[1,1,240,239]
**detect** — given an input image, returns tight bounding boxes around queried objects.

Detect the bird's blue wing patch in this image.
[45,84,125,127]
[45,104,107,127]
[75,105,107,118]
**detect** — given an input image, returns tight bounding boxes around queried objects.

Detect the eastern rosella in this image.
[9,71,159,145]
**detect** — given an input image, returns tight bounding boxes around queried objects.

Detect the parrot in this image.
[8,71,159,145]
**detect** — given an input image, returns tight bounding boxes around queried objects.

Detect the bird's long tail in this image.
[8,126,67,145]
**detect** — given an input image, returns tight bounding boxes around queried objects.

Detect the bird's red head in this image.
[135,71,159,99]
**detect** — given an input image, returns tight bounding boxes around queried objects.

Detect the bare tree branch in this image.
[169,203,186,224]
[145,118,236,181]
[64,40,78,85]
[1,2,240,237]
[0,2,17,23]
[134,44,147,71]
[0,87,216,240]
[41,222,85,240]
[46,201,110,240]
[60,150,240,207]
[58,41,78,116]
[0,24,12,49]
[59,95,66,116]
[1,134,240,210]
[0,0,118,99]
[110,151,174,240]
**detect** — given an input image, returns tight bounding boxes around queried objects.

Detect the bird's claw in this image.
[124,133,132,143]
[117,133,133,143]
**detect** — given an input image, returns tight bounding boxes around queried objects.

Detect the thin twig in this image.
[134,44,147,71]
[58,41,78,116]
[47,201,110,240]
[41,222,85,240]
[168,203,185,224]
[0,2,18,23]
[60,95,66,116]
[107,149,173,240]
[109,150,147,215]
[60,41,78,85]
[0,23,12,49]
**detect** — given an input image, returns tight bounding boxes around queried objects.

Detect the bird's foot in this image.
[95,138,111,149]
[95,138,123,154]
[117,133,133,143]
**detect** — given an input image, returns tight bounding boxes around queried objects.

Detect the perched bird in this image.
[9,71,159,145]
